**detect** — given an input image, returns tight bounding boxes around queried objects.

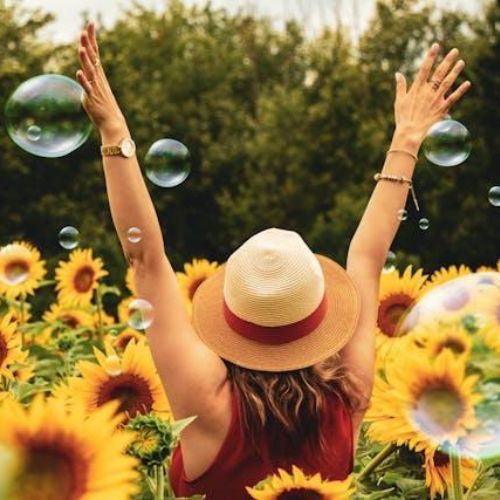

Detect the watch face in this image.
[121,138,136,158]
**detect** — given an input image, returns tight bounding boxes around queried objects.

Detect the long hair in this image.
[225,355,367,456]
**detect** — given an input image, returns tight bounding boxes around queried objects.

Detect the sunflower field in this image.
[0,241,499,500]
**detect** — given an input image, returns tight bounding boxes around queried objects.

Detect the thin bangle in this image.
[386,148,418,162]
[374,172,420,211]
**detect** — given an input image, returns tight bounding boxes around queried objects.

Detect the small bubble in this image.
[127,298,154,330]
[127,227,142,243]
[488,186,500,207]
[419,218,430,230]
[26,125,41,141]
[398,209,408,221]
[103,355,122,376]
[58,226,79,250]
[0,262,29,286]
[383,251,396,274]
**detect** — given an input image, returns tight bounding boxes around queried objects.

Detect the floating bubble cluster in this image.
[145,138,191,188]
[5,74,92,158]
[396,272,500,460]
[423,119,472,167]
[58,226,79,250]
[127,298,154,330]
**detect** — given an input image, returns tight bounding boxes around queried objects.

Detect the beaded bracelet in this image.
[374,172,420,211]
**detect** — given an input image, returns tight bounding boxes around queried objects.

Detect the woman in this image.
[76,22,470,499]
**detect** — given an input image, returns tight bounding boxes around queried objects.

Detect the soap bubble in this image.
[423,119,471,167]
[145,138,191,188]
[127,227,142,243]
[419,218,430,230]
[488,186,500,207]
[127,298,154,330]
[0,262,28,286]
[383,251,396,274]
[58,226,79,250]
[397,209,408,221]
[395,272,500,460]
[5,74,92,158]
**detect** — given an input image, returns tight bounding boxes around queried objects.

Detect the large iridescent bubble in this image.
[5,74,92,158]
[423,119,472,167]
[144,138,191,188]
[395,272,500,460]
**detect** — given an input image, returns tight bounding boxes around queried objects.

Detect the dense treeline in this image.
[0,0,498,289]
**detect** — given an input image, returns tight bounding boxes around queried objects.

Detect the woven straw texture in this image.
[192,236,361,371]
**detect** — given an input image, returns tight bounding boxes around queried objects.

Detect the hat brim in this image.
[191,254,360,372]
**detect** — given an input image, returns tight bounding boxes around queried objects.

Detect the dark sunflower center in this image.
[15,441,87,500]
[97,373,154,417]
[412,383,465,437]
[0,335,7,366]
[377,293,414,337]
[188,277,206,300]
[277,489,323,500]
[433,450,450,467]
[441,286,470,311]
[73,266,95,293]
[435,338,466,356]
[61,314,80,329]
[117,333,135,349]
[4,259,29,285]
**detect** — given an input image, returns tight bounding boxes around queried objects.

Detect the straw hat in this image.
[192,228,360,372]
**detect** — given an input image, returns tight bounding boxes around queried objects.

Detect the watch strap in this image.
[101,145,122,156]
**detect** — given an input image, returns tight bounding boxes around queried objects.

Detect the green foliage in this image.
[0,0,499,291]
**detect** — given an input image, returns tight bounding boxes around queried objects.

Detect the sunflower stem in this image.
[155,464,165,500]
[357,443,397,483]
[95,286,104,342]
[450,453,463,500]
[19,293,26,347]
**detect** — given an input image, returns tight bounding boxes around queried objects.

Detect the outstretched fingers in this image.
[429,48,459,86]
[87,22,100,58]
[413,43,440,88]
[442,80,471,113]
[437,59,465,96]
[78,45,97,84]
[76,70,93,96]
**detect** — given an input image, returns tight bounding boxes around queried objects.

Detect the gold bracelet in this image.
[386,148,418,162]
[374,172,420,211]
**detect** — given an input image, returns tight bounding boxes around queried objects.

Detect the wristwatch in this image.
[101,137,136,158]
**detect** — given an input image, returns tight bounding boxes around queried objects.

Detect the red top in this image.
[170,389,353,500]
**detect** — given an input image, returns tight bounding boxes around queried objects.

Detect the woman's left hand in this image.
[77,23,126,134]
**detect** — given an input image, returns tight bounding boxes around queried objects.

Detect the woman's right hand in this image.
[393,43,471,145]
[76,23,126,135]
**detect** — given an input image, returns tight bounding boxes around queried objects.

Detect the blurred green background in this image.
[0,0,498,286]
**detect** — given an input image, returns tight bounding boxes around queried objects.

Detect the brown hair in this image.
[225,355,367,456]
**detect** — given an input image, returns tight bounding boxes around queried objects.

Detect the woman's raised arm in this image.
[76,24,229,428]
[341,43,471,429]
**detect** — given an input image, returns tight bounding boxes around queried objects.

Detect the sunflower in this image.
[421,265,472,296]
[365,349,482,452]
[0,314,27,379]
[408,321,472,360]
[0,396,138,500]
[67,340,170,420]
[111,328,144,350]
[55,249,107,306]
[3,303,32,324]
[176,258,219,314]
[246,465,354,500]
[0,242,46,299]
[424,448,476,499]
[480,324,500,353]
[125,267,136,295]
[375,266,427,362]
[476,265,495,273]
